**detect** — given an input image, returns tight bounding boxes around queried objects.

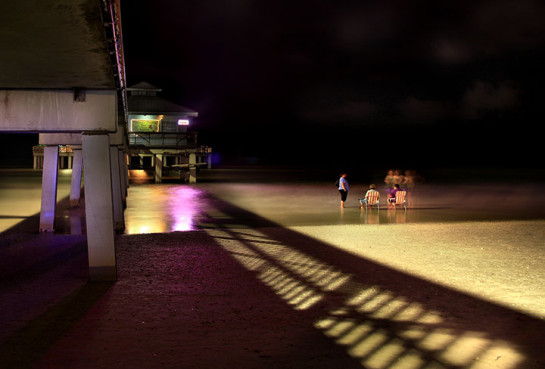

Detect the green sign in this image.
[131,119,159,132]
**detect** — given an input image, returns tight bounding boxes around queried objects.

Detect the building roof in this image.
[127,81,198,117]
[127,82,162,92]
[127,95,198,117]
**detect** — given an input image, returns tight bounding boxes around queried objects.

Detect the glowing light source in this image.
[178,119,189,126]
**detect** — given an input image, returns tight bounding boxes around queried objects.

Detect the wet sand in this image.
[1,168,545,369]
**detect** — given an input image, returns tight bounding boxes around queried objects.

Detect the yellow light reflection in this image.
[125,184,202,234]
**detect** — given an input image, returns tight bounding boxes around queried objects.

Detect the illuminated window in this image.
[131,119,160,132]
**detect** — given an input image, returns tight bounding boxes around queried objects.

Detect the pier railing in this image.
[128,132,198,148]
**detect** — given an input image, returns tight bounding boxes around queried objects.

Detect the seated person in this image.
[360,184,380,208]
[388,184,401,206]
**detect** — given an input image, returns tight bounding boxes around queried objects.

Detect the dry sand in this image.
[1,168,545,369]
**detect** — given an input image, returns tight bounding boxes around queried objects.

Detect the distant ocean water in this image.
[1,133,543,185]
[196,165,545,185]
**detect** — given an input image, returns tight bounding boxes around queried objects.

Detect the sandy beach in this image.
[1,167,545,369]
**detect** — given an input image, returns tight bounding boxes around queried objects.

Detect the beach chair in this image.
[390,190,407,210]
[360,191,380,210]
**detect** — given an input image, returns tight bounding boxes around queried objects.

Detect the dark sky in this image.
[121,0,545,170]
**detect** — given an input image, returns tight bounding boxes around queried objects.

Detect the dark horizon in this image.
[1,132,543,186]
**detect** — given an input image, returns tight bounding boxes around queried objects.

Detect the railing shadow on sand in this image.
[198,193,545,369]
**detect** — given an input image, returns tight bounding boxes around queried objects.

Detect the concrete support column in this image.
[118,150,128,204]
[155,154,163,183]
[82,133,116,281]
[70,149,83,207]
[39,145,59,232]
[110,146,124,232]
[189,153,197,183]
[207,153,212,169]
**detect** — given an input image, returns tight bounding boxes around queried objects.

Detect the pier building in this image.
[126,82,211,183]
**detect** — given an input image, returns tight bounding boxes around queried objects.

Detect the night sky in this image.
[2,1,544,175]
[120,0,545,171]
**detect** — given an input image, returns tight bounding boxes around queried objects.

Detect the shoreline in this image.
[2,164,544,183]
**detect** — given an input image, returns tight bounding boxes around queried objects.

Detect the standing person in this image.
[404,169,424,192]
[338,172,349,208]
[384,170,394,191]
[392,170,405,188]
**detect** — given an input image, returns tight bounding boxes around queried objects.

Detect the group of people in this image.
[384,169,422,193]
[337,169,422,209]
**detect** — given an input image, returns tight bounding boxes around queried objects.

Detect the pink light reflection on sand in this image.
[125,185,204,234]
[169,186,203,232]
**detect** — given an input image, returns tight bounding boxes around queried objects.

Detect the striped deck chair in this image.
[360,191,380,210]
[391,190,407,210]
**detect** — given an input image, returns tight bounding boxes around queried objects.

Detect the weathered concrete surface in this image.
[0,0,116,89]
